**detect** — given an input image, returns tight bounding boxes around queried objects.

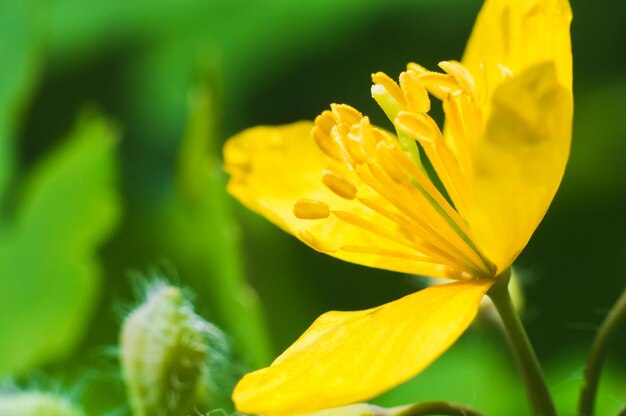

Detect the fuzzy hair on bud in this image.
[121,283,212,416]
[0,391,85,416]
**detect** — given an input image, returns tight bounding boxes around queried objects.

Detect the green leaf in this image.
[0,113,121,374]
[548,350,626,416]
[374,333,527,415]
[171,74,272,368]
[0,0,40,203]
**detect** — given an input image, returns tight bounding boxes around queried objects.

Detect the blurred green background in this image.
[1,0,625,415]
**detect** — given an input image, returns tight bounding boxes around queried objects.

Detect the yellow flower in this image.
[224,0,572,414]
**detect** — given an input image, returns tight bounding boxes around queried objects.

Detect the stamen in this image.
[362,160,482,271]
[369,144,490,274]
[439,60,475,96]
[358,196,468,266]
[406,62,427,74]
[293,199,330,219]
[389,145,471,237]
[330,123,362,169]
[458,94,482,146]
[316,109,336,132]
[441,95,477,175]
[305,63,498,278]
[345,131,366,164]
[399,70,430,113]
[352,158,489,277]
[340,245,432,263]
[371,86,401,120]
[353,118,381,159]
[313,111,343,161]
[331,104,362,126]
[332,210,419,252]
[396,111,470,216]
[375,142,405,183]
[299,229,337,253]
[371,72,406,109]
[418,72,462,101]
[322,170,357,200]
[394,112,436,144]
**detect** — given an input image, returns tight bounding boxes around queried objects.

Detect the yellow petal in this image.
[224,122,473,279]
[233,279,493,416]
[224,122,320,233]
[466,62,573,271]
[296,403,388,416]
[463,0,572,101]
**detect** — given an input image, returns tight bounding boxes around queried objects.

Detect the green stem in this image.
[394,401,487,416]
[487,269,556,416]
[578,286,626,416]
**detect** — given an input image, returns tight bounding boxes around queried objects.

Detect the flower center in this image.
[294,61,506,279]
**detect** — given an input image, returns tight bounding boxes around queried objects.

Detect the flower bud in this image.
[0,391,84,416]
[120,283,210,416]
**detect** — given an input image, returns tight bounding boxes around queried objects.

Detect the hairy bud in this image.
[121,283,210,416]
[0,391,84,416]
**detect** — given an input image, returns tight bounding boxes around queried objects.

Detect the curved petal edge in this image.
[233,279,494,416]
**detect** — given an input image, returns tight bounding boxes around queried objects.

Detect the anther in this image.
[293,199,330,219]
[322,170,357,200]
[439,60,475,96]
[400,70,430,113]
[406,62,427,74]
[330,104,362,126]
[418,72,462,100]
[395,112,436,144]
[371,72,406,107]
[345,133,366,164]
[313,111,343,161]
[371,75,406,120]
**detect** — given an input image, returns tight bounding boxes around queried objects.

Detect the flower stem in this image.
[487,269,556,416]
[394,401,487,416]
[578,286,626,416]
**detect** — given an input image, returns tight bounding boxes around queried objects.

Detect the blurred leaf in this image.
[46,0,394,67]
[373,333,527,415]
[548,350,626,416]
[0,113,121,374]
[116,0,398,151]
[563,81,626,199]
[169,73,272,368]
[0,0,40,203]
[46,0,236,67]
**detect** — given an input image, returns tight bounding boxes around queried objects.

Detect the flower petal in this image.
[233,279,493,416]
[224,122,473,279]
[296,403,390,416]
[224,121,323,234]
[463,0,572,100]
[466,62,573,271]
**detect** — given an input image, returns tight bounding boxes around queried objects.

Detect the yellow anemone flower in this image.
[224,0,572,414]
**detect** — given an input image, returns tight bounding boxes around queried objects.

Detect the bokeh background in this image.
[1,0,625,414]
